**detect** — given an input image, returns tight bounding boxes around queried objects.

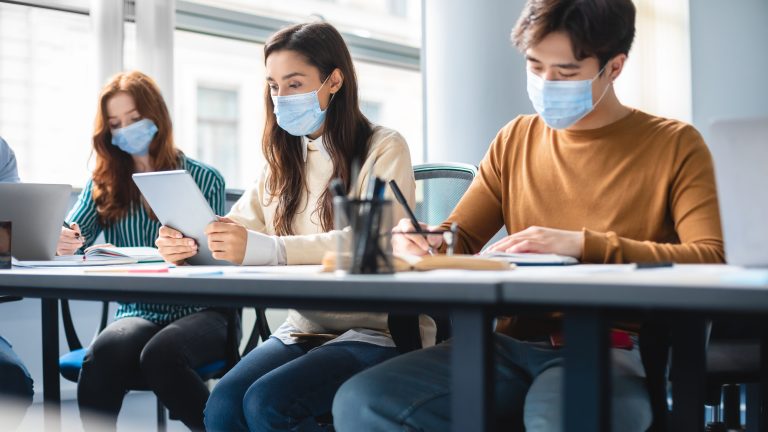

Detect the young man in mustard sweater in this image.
[333,0,724,430]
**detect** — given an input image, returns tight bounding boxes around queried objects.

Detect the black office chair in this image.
[388,162,477,352]
[57,188,272,431]
[703,320,764,432]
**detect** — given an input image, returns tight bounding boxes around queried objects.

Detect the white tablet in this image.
[132,170,230,266]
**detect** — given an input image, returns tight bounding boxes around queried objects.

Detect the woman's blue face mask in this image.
[271,75,332,137]
[526,66,610,130]
[111,118,158,156]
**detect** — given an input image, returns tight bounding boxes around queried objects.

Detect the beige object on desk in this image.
[322,252,514,272]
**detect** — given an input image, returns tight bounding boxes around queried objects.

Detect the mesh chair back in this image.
[413,163,477,225]
[389,163,477,349]
[226,189,245,213]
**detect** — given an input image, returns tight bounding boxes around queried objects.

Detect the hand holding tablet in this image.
[133,170,231,266]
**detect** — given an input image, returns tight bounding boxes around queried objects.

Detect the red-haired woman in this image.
[57,71,228,431]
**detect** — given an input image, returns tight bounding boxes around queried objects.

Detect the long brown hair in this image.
[91,71,179,225]
[263,22,374,235]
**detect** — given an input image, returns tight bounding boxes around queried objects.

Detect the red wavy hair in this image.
[91,71,179,225]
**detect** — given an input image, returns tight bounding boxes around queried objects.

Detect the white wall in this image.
[689,0,768,139]
[423,0,530,166]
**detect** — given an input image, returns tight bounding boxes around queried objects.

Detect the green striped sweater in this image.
[66,154,225,325]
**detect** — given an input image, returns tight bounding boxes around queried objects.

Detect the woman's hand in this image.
[391,218,443,256]
[205,216,247,265]
[155,225,198,265]
[57,223,84,256]
[484,226,584,258]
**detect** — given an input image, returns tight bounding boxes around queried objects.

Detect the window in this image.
[356,61,423,163]
[0,2,94,186]
[615,0,692,122]
[174,30,265,189]
[197,87,240,187]
[184,0,421,47]
[1,1,423,188]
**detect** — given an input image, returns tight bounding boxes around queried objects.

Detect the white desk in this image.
[0,265,499,432]
[497,264,768,432]
[3,264,767,432]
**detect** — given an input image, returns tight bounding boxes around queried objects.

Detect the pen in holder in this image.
[0,221,11,269]
[333,197,394,274]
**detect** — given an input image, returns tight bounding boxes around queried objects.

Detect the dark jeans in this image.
[0,335,34,430]
[333,335,651,432]
[205,337,399,432]
[77,309,235,431]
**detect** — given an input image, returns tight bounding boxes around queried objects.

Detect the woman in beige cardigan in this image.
[156,22,432,432]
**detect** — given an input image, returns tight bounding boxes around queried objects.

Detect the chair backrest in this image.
[388,163,477,352]
[413,163,477,226]
[225,188,244,213]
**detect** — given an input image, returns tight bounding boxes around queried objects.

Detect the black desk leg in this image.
[451,308,493,432]
[746,384,760,432]
[41,298,61,432]
[760,327,768,430]
[564,310,610,432]
[670,317,706,432]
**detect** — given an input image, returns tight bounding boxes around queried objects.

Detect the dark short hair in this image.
[512,0,636,68]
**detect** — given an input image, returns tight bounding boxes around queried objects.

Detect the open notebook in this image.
[13,247,164,268]
[82,246,164,263]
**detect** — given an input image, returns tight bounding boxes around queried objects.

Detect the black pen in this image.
[634,262,673,269]
[388,180,435,256]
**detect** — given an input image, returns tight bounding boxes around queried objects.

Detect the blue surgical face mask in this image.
[271,75,332,137]
[526,67,610,130]
[111,118,158,156]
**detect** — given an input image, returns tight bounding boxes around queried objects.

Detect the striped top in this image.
[66,154,225,325]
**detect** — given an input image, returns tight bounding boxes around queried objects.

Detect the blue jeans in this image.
[333,334,652,432]
[0,335,34,430]
[205,337,399,432]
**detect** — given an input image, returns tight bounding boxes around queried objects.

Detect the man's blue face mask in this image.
[271,75,332,137]
[526,66,610,130]
[111,118,158,156]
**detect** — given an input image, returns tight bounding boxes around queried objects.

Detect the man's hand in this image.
[485,226,584,258]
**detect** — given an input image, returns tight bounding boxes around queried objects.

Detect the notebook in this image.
[480,251,579,266]
[12,255,138,268]
[82,246,164,263]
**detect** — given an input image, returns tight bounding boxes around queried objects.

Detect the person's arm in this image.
[219,167,281,265]
[60,179,102,254]
[582,127,725,264]
[0,137,20,183]
[280,130,416,265]
[204,170,226,216]
[435,128,509,255]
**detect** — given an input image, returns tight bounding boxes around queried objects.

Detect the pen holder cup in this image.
[0,221,11,269]
[333,197,394,274]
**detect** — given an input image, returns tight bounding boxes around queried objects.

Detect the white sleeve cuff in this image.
[242,229,279,266]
